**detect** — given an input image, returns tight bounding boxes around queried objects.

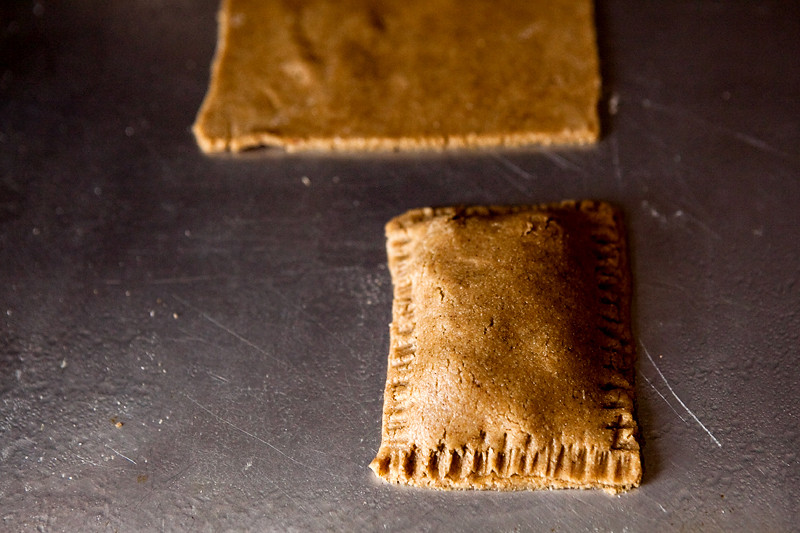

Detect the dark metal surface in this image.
[2,1,799,531]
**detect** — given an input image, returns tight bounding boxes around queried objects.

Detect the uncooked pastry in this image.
[370,201,641,493]
[193,0,601,153]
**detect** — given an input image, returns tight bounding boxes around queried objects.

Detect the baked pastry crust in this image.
[193,0,600,153]
[371,201,640,493]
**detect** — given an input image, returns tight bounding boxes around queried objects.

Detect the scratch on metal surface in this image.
[638,370,687,423]
[718,297,753,311]
[641,342,722,447]
[106,445,137,464]
[103,276,231,286]
[537,149,584,172]
[673,209,721,240]
[207,371,230,383]
[182,393,320,472]
[132,461,197,510]
[490,152,534,193]
[181,392,354,524]
[148,275,229,285]
[307,447,330,456]
[629,115,726,235]
[74,453,102,467]
[641,99,798,164]
[642,279,690,297]
[670,169,711,216]
[628,115,670,150]
[610,135,623,189]
[171,294,282,365]
[265,288,347,351]
[257,284,375,422]
[160,461,195,489]
[171,292,372,427]
[163,328,219,346]
[640,200,721,240]
[491,152,534,180]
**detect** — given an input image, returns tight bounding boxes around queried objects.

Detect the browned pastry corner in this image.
[371,201,641,493]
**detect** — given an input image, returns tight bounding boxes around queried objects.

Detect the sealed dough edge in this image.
[371,201,641,494]
[225,129,597,154]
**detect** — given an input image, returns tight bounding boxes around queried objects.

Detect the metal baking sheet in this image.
[1,0,798,530]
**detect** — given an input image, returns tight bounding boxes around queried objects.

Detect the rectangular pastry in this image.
[370,201,641,493]
[193,0,600,153]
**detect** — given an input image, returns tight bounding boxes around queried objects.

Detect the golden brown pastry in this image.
[371,201,640,493]
[193,0,601,152]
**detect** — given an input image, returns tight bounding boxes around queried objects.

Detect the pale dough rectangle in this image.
[193,0,601,153]
[371,201,641,493]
